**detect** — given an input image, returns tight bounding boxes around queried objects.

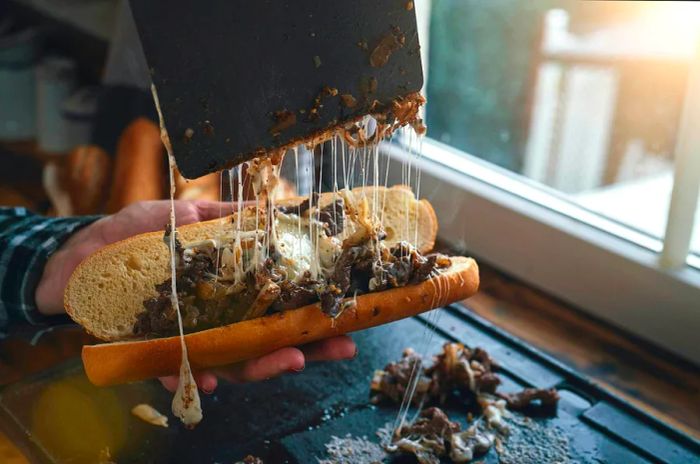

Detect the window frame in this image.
[381,138,700,364]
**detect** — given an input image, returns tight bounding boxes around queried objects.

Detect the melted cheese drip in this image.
[143,98,428,431]
[151,84,202,428]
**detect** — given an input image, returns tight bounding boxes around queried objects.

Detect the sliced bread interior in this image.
[65,186,438,341]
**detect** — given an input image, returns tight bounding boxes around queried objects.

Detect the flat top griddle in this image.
[1,304,698,463]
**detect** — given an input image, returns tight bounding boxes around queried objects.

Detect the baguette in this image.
[65,185,478,385]
[65,145,112,215]
[83,256,477,386]
[175,168,220,202]
[106,118,165,213]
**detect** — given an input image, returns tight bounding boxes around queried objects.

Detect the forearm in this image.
[0,207,102,333]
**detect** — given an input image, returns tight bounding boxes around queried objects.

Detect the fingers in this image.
[158,371,218,394]
[159,376,179,393]
[194,200,254,221]
[195,371,218,394]
[158,338,357,393]
[301,335,357,362]
[214,347,305,383]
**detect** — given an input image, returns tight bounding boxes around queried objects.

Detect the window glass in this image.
[425,0,700,254]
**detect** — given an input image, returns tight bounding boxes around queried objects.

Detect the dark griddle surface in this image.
[1,305,698,463]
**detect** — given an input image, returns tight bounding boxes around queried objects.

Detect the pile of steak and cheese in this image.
[133,189,449,337]
[372,343,560,463]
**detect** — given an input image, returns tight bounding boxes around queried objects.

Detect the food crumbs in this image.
[183,127,194,143]
[369,28,406,67]
[406,1,414,10]
[202,120,214,136]
[313,55,322,68]
[132,403,169,427]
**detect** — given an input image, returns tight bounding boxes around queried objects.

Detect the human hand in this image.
[36,200,236,316]
[35,200,357,393]
[159,336,357,393]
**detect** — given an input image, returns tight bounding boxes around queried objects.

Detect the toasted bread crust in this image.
[81,257,478,386]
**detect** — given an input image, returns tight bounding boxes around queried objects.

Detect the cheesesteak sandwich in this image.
[65,185,479,387]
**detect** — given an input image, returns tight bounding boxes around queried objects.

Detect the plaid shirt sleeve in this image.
[0,207,102,336]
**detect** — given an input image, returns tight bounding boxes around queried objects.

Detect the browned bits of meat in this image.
[276,192,317,215]
[371,348,430,404]
[498,388,560,411]
[392,93,426,126]
[428,342,504,398]
[392,407,462,461]
[406,1,414,10]
[272,279,317,312]
[372,343,559,419]
[307,86,339,122]
[340,94,357,108]
[371,242,448,292]
[404,407,460,437]
[136,215,440,336]
[369,27,406,67]
[318,198,344,236]
[240,456,264,464]
[411,118,427,136]
[202,120,214,136]
[270,110,297,136]
[472,347,499,372]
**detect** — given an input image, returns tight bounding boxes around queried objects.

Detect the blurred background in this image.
[0,0,698,259]
[425,0,700,255]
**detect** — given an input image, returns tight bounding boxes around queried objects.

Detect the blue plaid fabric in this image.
[0,207,101,336]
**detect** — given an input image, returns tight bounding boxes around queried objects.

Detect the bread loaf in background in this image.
[65,145,112,215]
[106,117,165,213]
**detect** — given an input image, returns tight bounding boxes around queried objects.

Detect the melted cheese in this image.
[274,211,344,280]
[152,84,202,428]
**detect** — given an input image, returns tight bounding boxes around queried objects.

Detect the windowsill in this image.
[450,254,700,441]
[382,137,700,363]
[573,171,700,256]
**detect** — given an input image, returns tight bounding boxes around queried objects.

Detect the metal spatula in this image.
[129,0,424,179]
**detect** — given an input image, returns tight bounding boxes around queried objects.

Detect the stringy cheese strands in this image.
[143,89,431,430]
[151,84,203,428]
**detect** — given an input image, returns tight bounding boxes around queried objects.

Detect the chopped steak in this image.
[276,192,316,216]
[427,342,502,399]
[271,278,317,311]
[498,388,560,411]
[318,198,344,236]
[371,348,430,404]
[371,344,559,416]
[391,407,496,464]
[399,407,461,438]
[237,456,263,464]
[134,219,449,336]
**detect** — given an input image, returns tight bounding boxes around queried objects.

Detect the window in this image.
[385,0,700,362]
[425,0,700,266]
